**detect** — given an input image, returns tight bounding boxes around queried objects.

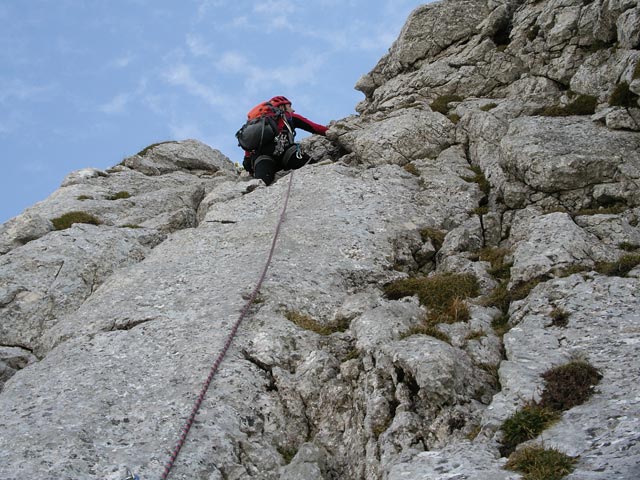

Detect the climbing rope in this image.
[158,172,295,480]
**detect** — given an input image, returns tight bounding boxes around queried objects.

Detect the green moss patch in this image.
[403,163,420,176]
[284,310,350,336]
[500,405,560,456]
[420,228,446,252]
[539,361,602,411]
[595,254,640,277]
[430,94,463,115]
[51,211,101,230]
[536,95,597,116]
[400,324,451,343]
[108,191,131,200]
[461,165,491,196]
[505,445,575,480]
[384,273,479,324]
[136,141,178,157]
[548,307,570,327]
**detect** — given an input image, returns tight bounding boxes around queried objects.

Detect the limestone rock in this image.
[2,1,640,479]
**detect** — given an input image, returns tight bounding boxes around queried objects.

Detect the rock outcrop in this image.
[1,1,639,479]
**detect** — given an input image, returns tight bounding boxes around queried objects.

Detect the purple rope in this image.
[160,173,294,480]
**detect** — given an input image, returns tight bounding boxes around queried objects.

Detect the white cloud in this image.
[163,63,229,108]
[99,93,130,114]
[253,1,296,14]
[109,54,134,68]
[215,50,325,91]
[169,122,204,140]
[0,78,54,104]
[186,34,213,57]
[196,0,225,21]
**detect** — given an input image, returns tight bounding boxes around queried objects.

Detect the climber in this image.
[238,96,328,185]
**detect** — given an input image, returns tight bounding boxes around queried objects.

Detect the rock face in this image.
[1,2,639,479]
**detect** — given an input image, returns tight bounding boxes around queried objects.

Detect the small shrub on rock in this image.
[384,273,479,324]
[461,165,491,196]
[500,405,560,456]
[403,163,420,176]
[505,445,575,480]
[548,307,570,327]
[51,211,101,230]
[401,324,451,343]
[536,94,597,116]
[419,227,446,252]
[430,94,463,115]
[539,360,602,411]
[108,191,131,200]
[595,254,640,277]
[284,310,349,336]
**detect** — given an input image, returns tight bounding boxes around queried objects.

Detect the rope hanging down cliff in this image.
[156,172,295,480]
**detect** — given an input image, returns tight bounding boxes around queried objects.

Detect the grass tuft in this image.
[539,361,602,411]
[430,94,463,115]
[284,310,350,336]
[595,254,640,277]
[403,163,420,176]
[420,228,447,252]
[384,273,479,324]
[108,191,131,200]
[51,211,101,230]
[500,405,560,456]
[461,165,491,196]
[400,324,451,343]
[549,307,570,327]
[536,94,597,116]
[505,445,575,480]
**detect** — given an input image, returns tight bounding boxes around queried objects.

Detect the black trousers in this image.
[253,145,312,185]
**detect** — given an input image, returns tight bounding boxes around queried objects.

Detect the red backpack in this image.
[236,102,286,151]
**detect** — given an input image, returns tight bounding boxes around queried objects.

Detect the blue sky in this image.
[0,0,428,223]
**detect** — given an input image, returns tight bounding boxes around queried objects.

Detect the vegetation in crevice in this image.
[420,227,447,252]
[461,165,491,196]
[400,323,451,343]
[618,241,640,252]
[403,163,420,176]
[384,273,479,324]
[108,191,132,200]
[284,310,350,336]
[609,82,639,108]
[548,307,570,327]
[499,359,601,458]
[430,94,463,115]
[535,94,597,116]
[594,253,640,277]
[500,404,560,456]
[539,361,602,411]
[136,141,178,157]
[505,445,575,480]
[51,211,101,230]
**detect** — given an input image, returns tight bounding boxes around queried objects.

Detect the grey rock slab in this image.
[122,139,236,176]
[387,442,519,480]
[491,274,640,479]
[499,116,640,194]
[0,224,149,355]
[508,212,614,285]
[328,108,455,166]
[0,164,427,479]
